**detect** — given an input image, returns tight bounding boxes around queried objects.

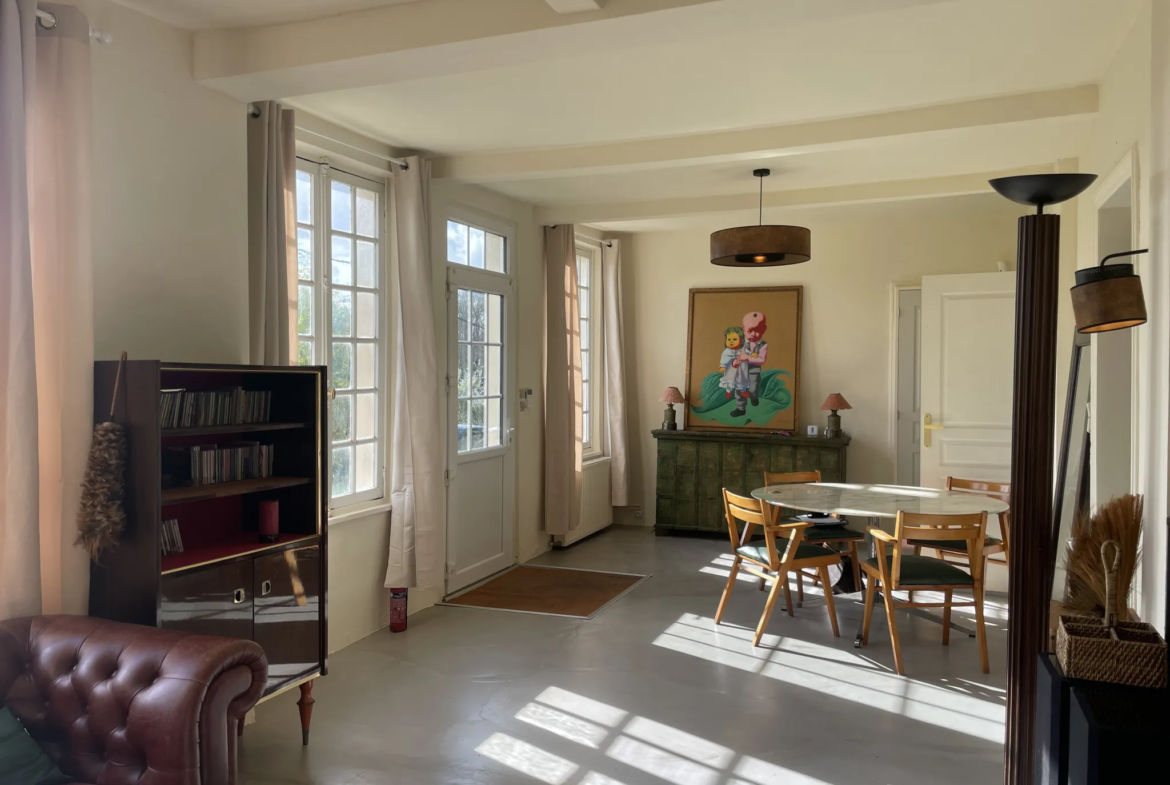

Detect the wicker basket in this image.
[1055,540,1167,688]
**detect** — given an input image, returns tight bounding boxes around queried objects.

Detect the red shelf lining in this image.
[161,532,317,574]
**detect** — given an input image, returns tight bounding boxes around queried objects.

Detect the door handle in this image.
[923,413,945,448]
[233,588,247,604]
[261,580,273,597]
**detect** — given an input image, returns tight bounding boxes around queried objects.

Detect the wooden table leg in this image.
[298,680,316,746]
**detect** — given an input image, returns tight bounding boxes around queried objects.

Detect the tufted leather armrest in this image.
[0,615,267,785]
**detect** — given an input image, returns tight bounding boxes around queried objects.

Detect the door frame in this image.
[443,205,519,595]
[1089,146,1142,500]
[887,282,922,481]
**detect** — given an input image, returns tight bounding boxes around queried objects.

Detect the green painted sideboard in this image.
[652,429,850,536]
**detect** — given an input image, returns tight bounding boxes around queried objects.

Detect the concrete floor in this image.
[240,526,1008,785]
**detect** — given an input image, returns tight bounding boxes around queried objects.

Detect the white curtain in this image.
[0,0,93,618]
[385,157,444,590]
[544,225,582,535]
[602,240,630,506]
[247,101,297,365]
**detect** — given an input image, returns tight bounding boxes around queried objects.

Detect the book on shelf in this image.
[159,387,273,429]
[162,442,276,489]
[160,519,184,555]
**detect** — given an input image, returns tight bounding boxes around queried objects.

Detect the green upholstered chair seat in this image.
[864,554,974,586]
[737,542,835,565]
[907,536,1002,553]
[794,523,865,541]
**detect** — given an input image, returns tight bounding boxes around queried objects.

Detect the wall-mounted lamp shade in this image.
[1071,262,1147,333]
[710,225,811,267]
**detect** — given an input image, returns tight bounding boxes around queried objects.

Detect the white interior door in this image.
[445,264,516,593]
[920,272,1015,593]
[920,271,1016,488]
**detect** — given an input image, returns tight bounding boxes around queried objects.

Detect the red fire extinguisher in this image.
[390,588,408,633]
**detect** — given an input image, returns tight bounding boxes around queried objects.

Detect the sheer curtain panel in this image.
[0,0,93,617]
[544,225,583,535]
[602,240,630,506]
[385,157,444,590]
[247,101,297,365]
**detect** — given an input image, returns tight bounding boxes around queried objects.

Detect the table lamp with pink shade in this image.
[660,387,685,431]
[821,393,852,438]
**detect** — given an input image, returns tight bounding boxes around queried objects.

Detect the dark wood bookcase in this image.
[89,361,329,742]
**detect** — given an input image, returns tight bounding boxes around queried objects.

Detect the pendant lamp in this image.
[711,169,811,267]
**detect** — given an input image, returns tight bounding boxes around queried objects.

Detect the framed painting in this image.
[684,286,802,432]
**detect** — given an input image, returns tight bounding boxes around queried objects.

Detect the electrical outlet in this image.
[634,507,643,518]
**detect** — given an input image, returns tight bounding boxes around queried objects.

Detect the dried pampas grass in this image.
[76,353,129,562]
[1063,494,1143,620]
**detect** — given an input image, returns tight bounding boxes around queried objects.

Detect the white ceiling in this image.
[291,0,1135,153]
[112,0,424,29]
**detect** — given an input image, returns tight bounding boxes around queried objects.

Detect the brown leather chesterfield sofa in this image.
[0,615,267,785]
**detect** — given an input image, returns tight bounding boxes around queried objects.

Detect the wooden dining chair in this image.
[860,510,989,675]
[909,477,1010,599]
[763,470,865,600]
[714,489,842,646]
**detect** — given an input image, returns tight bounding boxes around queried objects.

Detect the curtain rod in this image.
[249,104,409,170]
[36,7,113,44]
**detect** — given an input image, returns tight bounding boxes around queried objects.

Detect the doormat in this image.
[440,565,649,619]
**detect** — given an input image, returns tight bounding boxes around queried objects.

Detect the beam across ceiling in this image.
[193,0,950,101]
[194,0,721,99]
[533,165,1054,225]
[432,86,1096,181]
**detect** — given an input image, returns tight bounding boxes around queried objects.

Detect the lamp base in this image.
[824,410,842,438]
[662,404,678,431]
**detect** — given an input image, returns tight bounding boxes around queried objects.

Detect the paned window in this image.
[297,163,385,506]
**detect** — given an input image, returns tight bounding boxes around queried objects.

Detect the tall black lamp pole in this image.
[988,172,1097,785]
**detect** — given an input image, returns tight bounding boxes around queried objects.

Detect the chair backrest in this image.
[763,470,821,486]
[888,510,988,588]
[722,488,781,568]
[946,476,1011,551]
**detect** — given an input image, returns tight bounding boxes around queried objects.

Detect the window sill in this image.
[583,455,611,468]
[329,498,392,526]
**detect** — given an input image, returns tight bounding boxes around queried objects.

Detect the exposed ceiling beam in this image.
[433,86,1096,181]
[193,0,949,101]
[533,165,1054,225]
[546,0,607,12]
[194,0,721,100]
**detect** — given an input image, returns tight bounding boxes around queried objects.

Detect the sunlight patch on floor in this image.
[475,732,578,784]
[653,613,1005,742]
[481,686,834,785]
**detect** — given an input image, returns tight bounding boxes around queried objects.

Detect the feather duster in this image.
[76,353,128,561]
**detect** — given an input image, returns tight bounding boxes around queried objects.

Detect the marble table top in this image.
[751,482,1009,519]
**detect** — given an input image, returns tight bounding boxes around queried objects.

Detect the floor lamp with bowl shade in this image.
[988,172,1097,785]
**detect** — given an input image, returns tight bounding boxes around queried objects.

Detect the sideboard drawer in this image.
[160,560,254,640]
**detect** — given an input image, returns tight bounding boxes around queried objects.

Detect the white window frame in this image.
[575,239,606,459]
[296,159,387,509]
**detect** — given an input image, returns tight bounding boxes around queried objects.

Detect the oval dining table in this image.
[751,482,1010,647]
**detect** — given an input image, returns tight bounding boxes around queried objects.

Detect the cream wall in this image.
[620,196,1023,523]
[1067,1,1165,627]
[61,0,251,364]
[44,0,247,614]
